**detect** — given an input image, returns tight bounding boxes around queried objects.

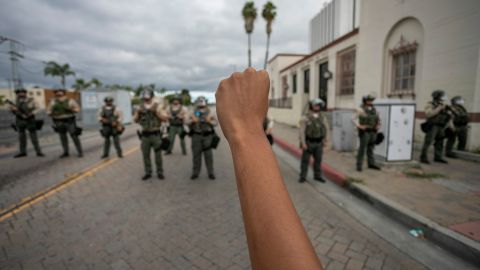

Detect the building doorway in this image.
[319,62,328,109]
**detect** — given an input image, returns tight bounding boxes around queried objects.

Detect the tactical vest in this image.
[429,102,450,126]
[170,106,184,126]
[359,106,379,129]
[191,109,213,134]
[51,99,74,118]
[305,114,326,139]
[101,106,117,125]
[452,105,469,126]
[15,98,34,119]
[139,103,161,131]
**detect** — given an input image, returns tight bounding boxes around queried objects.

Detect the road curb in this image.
[273,135,480,266]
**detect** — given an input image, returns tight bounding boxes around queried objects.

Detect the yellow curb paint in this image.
[0,146,139,222]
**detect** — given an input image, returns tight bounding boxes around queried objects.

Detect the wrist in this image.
[228,129,267,150]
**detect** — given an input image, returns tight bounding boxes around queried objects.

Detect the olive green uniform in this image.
[190,108,217,176]
[48,98,83,156]
[354,106,380,169]
[446,104,469,154]
[299,112,328,179]
[135,102,165,176]
[420,102,452,161]
[98,105,123,157]
[12,97,42,155]
[167,106,188,154]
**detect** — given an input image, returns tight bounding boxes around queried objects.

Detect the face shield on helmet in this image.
[309,98,324,112]
[452,96,465,105]
[196,96,207,108]
[104,96,114,103]
[140,89,154,100]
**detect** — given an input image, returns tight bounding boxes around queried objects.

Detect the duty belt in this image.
[170,123,184,127]
[193,131,214,136]
[306,137,323,143]
[53,117,75,123]
[141,130,161,136]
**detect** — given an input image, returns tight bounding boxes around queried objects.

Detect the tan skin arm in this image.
[216,68,323,270]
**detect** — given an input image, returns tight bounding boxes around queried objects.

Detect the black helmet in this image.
[431,90,445,100]
[14,88,27,93]
[451,96,463,105]
[104,96,114,103]
[140,88,155,99]
[362,94,376,103]
[309,98,324,110]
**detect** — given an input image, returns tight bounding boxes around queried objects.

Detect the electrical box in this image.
[373,99,416,162]
[332,110,356,152]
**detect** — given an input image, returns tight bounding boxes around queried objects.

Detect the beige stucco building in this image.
[267,0,480,150]
[0,87,47,110]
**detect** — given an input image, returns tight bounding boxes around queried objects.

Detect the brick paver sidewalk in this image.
[272,121,480,242]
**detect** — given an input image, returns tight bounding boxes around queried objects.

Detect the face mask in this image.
[440,95,448,102]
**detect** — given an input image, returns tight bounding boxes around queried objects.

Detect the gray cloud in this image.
[0,0,325,91]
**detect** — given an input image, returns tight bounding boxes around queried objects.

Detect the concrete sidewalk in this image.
[272,121,480,265]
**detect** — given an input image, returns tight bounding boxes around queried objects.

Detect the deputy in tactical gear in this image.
[264,115,274,145]
[133,88,168,180]
[165,95,188,155]
[9,88,44,158]
[445,96,469,158]
[420,90,454,164]
[298,98,330,183]
[352,94,381,172]
[47,88,83,158]
[97,96,124,159]
[189,96,218,180]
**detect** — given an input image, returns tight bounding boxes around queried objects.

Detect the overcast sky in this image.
[0,0,326,91]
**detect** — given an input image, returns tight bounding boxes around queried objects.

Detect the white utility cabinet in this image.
[332,110,356,152]
[373,99,416,162]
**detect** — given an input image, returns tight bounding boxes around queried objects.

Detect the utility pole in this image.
[0,36,24,90]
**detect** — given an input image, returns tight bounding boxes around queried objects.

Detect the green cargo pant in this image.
[168,125,186,154]
[55,119,83,155]
[141,134,163,175]
[102,126,122,157]
[446,125,468,154]
[300,141,323,179]
[16,119,42,154]
[191,134,214,176]
[421,125,445,160]
[357,131,377,169]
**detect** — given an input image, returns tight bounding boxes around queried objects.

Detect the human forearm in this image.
[229,135,323,270]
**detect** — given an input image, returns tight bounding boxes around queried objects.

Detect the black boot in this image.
[368,164,381,170]
[434,158,448,164]
[165,151,172,155]
[59,153,69,158]
[314,176,326,183]
[190,174,198,180]
[446,153,458,159]
[158,173,164,180]
[299,177,306,183]
[142,174,152,181]
[13,153,27,158]
[420,157,430,164]
[356,165,362,172]
[101,154,109,159]
[37,152,45,157]
[209,174,216,180]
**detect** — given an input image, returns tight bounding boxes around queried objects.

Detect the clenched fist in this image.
[215,67,270,143]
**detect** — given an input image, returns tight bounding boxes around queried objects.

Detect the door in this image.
[319,62,328,109]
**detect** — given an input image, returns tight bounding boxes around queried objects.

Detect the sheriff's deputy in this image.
[352,94,381,171]
[165,95,188,155]
[133,88,168,180]
[47,88,83,158]
[189,96,217,180]
[98,96,124,158]
[298,98,329,183]
[445,96,469,158]
[9,88,44,158]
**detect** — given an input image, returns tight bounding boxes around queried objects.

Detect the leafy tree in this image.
[180,88,192,105]
[90,77,102,89]
[262,2,277,69]
[242,1,257,67]
[72,78,91,92]
[43,61,75,89]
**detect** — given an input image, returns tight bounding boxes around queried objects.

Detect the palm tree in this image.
[90,77,102,89]
[43,61,76,89]
[242,1,257,67]
[262,1,277,70]
[72,78,91,92]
